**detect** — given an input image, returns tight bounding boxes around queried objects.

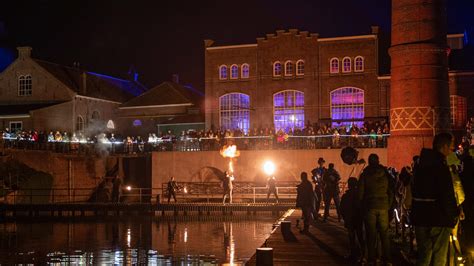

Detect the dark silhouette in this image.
[296,172,315,233]
[111,175,122,203]
[311,157,326,218]
[340,177,364,263]
[266,176,279,203]
[167,176,178,203]
[222,171,234,203]
[322,163,341,221]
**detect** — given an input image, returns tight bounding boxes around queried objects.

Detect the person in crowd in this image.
[47,131,54,142]
[412,133,459,266]
[340,177,364,263]
[296,172,315,233]
[222,171,234,204]
[460,144,474,252]
[358,153,394,265]
[311,157,326,219]
[111,175,122,203]
[266,176,279,203]
[447,149,466,254]
[322,163,341,221]
[166,176,178,203]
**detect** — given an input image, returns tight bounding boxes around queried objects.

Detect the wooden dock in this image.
[247,209,351,265]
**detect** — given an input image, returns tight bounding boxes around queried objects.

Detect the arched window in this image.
[241,63,250,78]
[219,65,228,80]
[91,110,100,120]
[76,116,85,132]
[330,87,364,127]
[273,90,304,131]
[342,57,352,73]
[273,61,282,77]
[330,58,339,74]
[296,60,304,76]
[354,56,364,72]
[230,64,239,79]
[284,61,293,76]
[18,75,32,96]
[219,93,250,133]
[133,119,142,127]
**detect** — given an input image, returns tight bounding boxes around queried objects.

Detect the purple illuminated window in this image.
[220,93,250,133]
[331,87,364,127]
[231,65,238,79]
[133,119,142,126]
[273,62,282,76]
[274,90,304,131]
[330,58,339,74]
[342,57,351,72]
[241,64,250,78]
[219,65,227,79]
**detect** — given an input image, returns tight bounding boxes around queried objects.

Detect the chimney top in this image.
[204,39,214,48]
[17,47,32,59]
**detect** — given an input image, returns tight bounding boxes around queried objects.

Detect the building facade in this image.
[204,28,473,133]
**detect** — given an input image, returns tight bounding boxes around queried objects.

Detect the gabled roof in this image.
[35,60,146,103]
[120,81,203,108]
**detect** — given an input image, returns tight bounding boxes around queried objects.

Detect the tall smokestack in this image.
[388,0,450,168]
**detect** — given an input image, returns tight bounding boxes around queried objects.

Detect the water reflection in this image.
[0,216,276,265]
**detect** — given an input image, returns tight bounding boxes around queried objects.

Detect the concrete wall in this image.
[152,148,387,190]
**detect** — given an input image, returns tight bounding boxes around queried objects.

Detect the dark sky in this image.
[0,0,473,90]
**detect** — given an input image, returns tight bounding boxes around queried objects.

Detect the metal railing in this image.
[0,134,389,154]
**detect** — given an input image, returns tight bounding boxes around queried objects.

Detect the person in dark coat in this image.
[266,176,279,203]
[412,133,459,266]
[296,172,315,233]
[322,163,341,221]
[340,177,364,263]
[111,175,122,203]
[460,145,474,253]
[311,157,326,218]
[167,176,178,203]
[358,153,394,264]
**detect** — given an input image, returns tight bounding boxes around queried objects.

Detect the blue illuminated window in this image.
[133,119,142,126]
[273,61,282,76]
[273,90,304,131]
[219,65,227,80]
[241,64,249,78]
[342,57,351,73]
[331,87,364,127]
[230,64,238,79]
[330,58,339,74]
[219,93,250,133]
[355,56,364,72]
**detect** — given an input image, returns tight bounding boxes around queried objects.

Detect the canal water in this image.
[0,216,278,265]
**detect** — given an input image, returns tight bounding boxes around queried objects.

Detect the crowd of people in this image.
[295,133,474,265]
[0,120,390,154]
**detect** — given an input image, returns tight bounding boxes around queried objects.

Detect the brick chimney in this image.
[17,47,32,59]
[81,71,87,95]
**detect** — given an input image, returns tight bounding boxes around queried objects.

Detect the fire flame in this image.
[220,145,240,175]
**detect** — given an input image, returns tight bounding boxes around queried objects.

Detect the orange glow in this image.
[220,145,240,158]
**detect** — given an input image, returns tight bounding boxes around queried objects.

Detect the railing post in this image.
[253,187,256,203]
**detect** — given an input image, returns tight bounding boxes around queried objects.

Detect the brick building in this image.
[204,27,474,132]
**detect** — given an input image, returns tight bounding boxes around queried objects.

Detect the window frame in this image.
[354,56,364,72]
[219,92,250,133]
[296,60,305,76]
[76,116,85,132]
[273,61,282,77]
[342,57,352,73]
[241,63,250,79]
[273,90,305,132]
[230,64,239,79]
[284,60,293,76]
[219,65,228,80]
[330,87,364,127]
[18,74,32,96]
[9,121,23,132]
[330,58,339,74]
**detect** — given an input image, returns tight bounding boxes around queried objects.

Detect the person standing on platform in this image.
[412,133,459,266]
[167,176,178,203]
[358,153,394,265]
[111,175,122,203]
[322,163,341,221]
[296,172,315,233]
[311,157,326,218]
[266,176,279,203]
[222,171,234,204]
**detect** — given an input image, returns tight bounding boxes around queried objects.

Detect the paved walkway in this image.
[247,209,351,265]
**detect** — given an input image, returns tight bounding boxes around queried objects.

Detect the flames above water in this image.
[220,145,240,175]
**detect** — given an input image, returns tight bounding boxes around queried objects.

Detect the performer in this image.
[266,176,279,203]
[167,176,178,203]
[311,157,326,218]
[222,171,234,204]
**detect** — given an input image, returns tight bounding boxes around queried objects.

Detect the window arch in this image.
[219,93,250,133]
[273,61,282,76]
[230,64,239,79]
[91,110,100,120]
[330,87,364,127]
[76,116,85,132]
[354,56,364,72]
[296,60,304,76]
[241,63,250,78]
[342,57,352,73]
[133,119,142,127]
[284,61,293,76]
[18,75,32,96]
[330,58,339,74]
[273,90,304,131]
[219,65,228,80]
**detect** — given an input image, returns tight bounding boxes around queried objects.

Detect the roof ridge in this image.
[164,81,194,102]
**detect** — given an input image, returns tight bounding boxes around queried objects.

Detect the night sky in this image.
[0,0,473,90]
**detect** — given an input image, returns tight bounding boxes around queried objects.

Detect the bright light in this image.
[126,186,132,191]
[263,161,276,176]
[127,228,131,247]
[220,145,240,158]
[183,186,188,194]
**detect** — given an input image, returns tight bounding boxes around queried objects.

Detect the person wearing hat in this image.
[311,157,326,218]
